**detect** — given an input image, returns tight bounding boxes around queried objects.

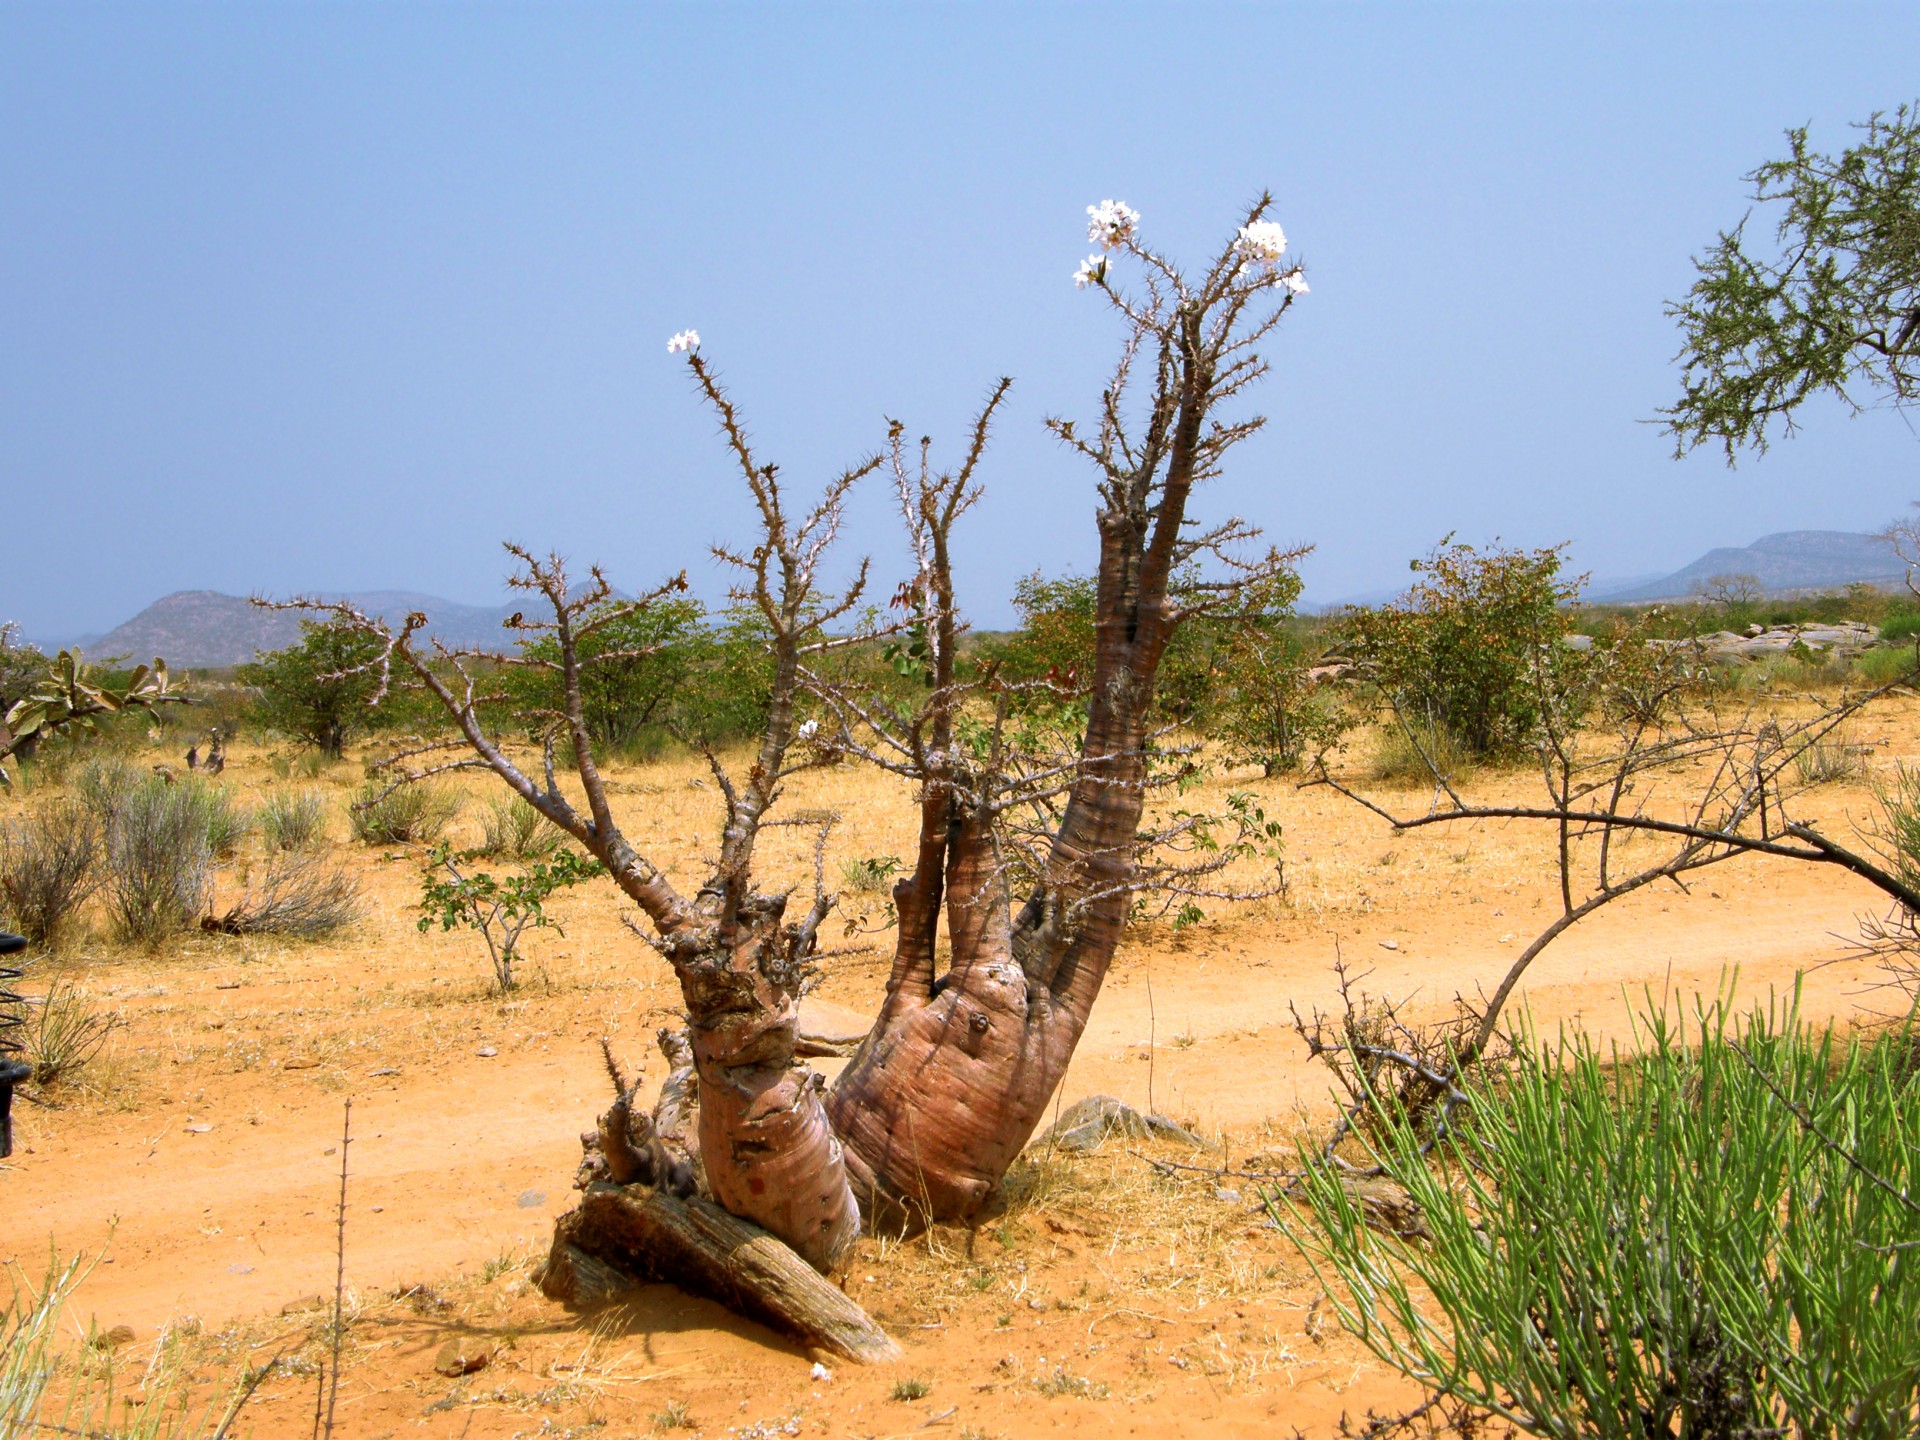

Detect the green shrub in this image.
[416,842,602,991]
[0,799,100,948]
[1859,644,1918,687]
[1880,609,1920,643]
[349,781,461,845]
[258,788,330,851]
[1207,568,1350,776]
[1283,998,1920,1439]
[1341,539,1583,760]
[102,781,213,944]
[237,620,405,758]
[507,594,706,752]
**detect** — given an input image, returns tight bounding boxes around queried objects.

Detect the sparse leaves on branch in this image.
[417,842,603,992]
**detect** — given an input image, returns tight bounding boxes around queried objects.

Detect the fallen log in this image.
[539,1182,901,1364]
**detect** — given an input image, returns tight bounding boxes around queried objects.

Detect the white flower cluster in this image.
[1085,198,1139,250]
[1233,220,1308,294]
[1235,219,1288,264]
[1073,254,1106,289]
[666,329,700,354]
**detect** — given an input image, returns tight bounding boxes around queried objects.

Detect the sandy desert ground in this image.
[5,693,1909,1438]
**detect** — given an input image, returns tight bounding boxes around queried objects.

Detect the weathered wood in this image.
[544,1242,641,1307]
[540,1183,902,1364]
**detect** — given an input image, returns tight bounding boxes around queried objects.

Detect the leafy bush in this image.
[509,594,706,752]
[1859,644,1918,687]
[416,843,602,990]
[258,788,330,851]
[1342,539,1582,759]
[1204,567,1349,776]
[980,568,1229,726]
[349,780,462,845]
[102,780,213,945]
[1283,999,1920,1439]
[475,793,560,860]
[237,619,404,758]
[664,606,778,746]
[0,799,100,948]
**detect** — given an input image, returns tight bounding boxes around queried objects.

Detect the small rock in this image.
[185,1122,212,1134]
[476,1046,498,1058]
[228,1264,254,1275]
[1031,1095,1205,1153]
[1378,939,1399,951]
[434,1339,489,1377]
[516,1190,546,1209]
[368,1067,400,1077]
[1214,1186,1242,1204]
[810,1362,833,1383]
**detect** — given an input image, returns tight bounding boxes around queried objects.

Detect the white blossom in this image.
[1234,220,1289,266]
[1085,198,1139,250]
[666,329,700,354]
[796,719,819,743]
[1073,254,1106,289]
[1283,270,1310,295]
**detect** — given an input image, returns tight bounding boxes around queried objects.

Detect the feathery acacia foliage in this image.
[1665,105,1920,459]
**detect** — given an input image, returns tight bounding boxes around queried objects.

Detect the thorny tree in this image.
[1663,105,1920,459]
[283,199,1308,1275]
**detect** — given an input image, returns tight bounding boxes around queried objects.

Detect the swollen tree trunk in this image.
[829,505,1171,1223]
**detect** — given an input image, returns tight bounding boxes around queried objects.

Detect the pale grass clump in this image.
[0,798,100,948]
[348,780,461,845]
[258,787,331,851]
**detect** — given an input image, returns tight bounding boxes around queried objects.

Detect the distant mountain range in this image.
[28,531,1915,667]
[1593,530,1907,603]
[38,590,520,669]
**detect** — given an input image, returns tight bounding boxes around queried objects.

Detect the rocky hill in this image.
[82,590,517,669]
[1597,530,1907,603]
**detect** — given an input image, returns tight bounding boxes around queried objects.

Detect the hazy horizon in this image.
[6,4,1920,642]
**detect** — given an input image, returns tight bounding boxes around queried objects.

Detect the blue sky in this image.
[4,3,1918,642]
